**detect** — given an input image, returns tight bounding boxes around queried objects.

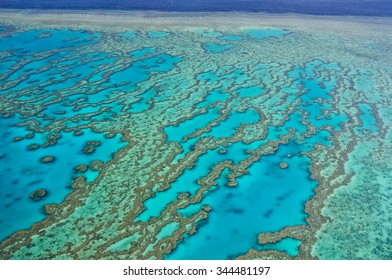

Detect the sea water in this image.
[0,12,390,260]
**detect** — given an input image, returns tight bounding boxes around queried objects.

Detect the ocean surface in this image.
[0,0,392,16]
[0,2,391,260]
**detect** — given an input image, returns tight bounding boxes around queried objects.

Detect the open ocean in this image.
[0,0,392,16]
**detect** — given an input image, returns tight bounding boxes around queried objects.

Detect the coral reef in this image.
[0,12,390,260]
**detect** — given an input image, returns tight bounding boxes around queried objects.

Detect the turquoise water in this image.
[168,139,316,259]
[102,54,182,86]
[257,238,302,257]
[0,29,100,54]
[203,109,261,139]
[166,140,316,259]
[219,34,244,41]
[203,43,234,53]
[108,233,142,252]
[356,103,378,134]
[119,31,137,39]
[0,25,188,241]
[196,89,231,108]
[137,108,261,221]
[131,47,156,58]
[128,88,157,113]
[0,118,127,240]
[241,29,289,39]
[238,85,265,97]
[137,58,346,258]
[0,28,138,240]
[1,22,386,260]
[164,107,221,143]
[162,59,346,259]
[156,222,180,240]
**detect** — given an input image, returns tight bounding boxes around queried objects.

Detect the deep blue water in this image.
[0,0,391,16]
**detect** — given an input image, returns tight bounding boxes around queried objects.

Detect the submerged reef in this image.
[40,155,55,163]
[29,189,48,202]
[279,162,288,169]
[0,13,391,260]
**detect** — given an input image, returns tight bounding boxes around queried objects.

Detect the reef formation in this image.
[0,12,391,260]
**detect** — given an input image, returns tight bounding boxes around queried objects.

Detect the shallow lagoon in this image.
[0,12,391,260]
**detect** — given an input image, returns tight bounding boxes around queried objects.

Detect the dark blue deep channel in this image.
[0,0,392,16]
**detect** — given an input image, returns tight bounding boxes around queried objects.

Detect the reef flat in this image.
[0,10,391,260]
